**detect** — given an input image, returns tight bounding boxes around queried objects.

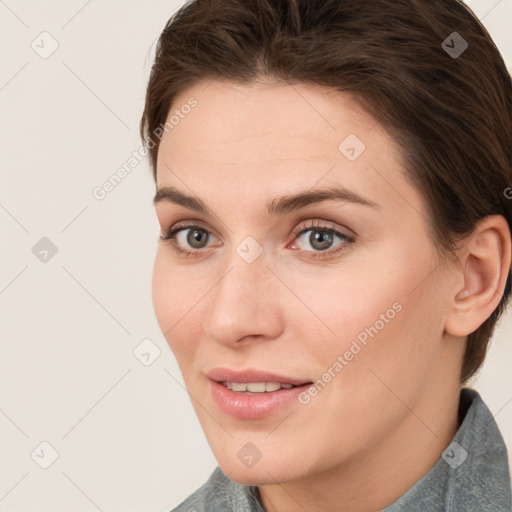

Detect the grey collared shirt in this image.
[171,388,511,511]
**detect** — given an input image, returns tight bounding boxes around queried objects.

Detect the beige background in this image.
[1,0,511,510]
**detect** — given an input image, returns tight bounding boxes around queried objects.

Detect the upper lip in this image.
[206,367,312,386]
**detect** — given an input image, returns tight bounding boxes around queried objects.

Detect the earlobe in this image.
[445,215,511,338]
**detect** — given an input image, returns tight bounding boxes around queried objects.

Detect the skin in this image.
[151,79,511,512]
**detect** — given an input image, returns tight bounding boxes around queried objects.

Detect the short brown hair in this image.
[140,0,512,383]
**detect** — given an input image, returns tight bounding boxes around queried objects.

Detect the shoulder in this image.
[170,466,264,512]
[450,388,511,510]
[384,387,511,511]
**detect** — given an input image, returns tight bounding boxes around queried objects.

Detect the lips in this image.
[209,380,313,419]
[206,368,313,419]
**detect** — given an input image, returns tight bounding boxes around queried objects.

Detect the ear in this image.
[444,215,511,337]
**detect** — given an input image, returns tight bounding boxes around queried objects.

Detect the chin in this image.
[215,451,306,486]
[222,465,289,486]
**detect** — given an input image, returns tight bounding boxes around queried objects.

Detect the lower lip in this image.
[209,380,311,420]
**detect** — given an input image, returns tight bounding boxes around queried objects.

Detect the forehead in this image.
[158,80,378,165]
[155,79,423,218]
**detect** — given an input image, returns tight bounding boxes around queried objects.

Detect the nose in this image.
[202,244,283,347]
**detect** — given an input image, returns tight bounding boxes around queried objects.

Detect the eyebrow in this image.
[153,185,380,216]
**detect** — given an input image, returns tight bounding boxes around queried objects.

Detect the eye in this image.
[289,220,355,259]
[159,224,219,257]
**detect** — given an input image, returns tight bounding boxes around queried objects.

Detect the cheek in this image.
[280,257,443,458]
[286,266,403,352]
[151,250,201,358]
[151,251,173,334]
[288,246,442,379]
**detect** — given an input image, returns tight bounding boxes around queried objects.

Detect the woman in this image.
[140,0,512,510]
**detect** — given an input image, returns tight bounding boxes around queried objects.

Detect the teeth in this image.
[232,382,247,392]
[223,381,297,393]
[264,382,281,392]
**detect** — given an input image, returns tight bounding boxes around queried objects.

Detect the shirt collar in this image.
[382,387,511,511]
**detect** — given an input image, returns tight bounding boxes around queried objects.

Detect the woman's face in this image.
[152,80,463,486]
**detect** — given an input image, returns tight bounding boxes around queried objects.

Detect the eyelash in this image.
[159,220,355,260]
